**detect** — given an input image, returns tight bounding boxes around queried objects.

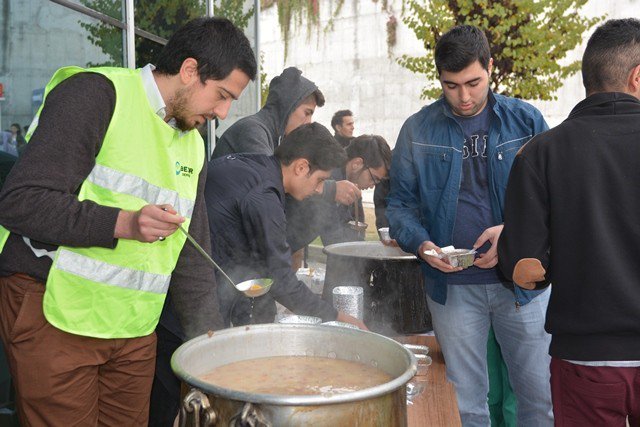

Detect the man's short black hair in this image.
[582,18,640,94]
[345,135,391,170]
[275,123,347,173]
[435,25,491,75]
[330,110,353,131]
[155,17,257,83]
[302,90,326,108]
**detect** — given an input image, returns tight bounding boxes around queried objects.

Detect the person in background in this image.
[8,124,26,156]
[0,17,256,426]
[386,25,553,425]
[315,134,391,246]
[330,109,355,148]
[499,18,640,425]
[205,122,366,330]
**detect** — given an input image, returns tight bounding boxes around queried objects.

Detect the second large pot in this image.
[322,241,432,335]
[171,324,417,426]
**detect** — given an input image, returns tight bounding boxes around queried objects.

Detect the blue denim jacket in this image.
[387,93,549,306]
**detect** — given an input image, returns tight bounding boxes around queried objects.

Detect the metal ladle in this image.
[348,198,368,232]
[177,224,272,297]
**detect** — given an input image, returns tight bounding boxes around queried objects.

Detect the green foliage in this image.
[399,0,604,100]
[80,0,254,68]
[79,1,123,67]
[260,52,270,107]
[270,0,402,60]
[274,0,321,59]
[216,0,255,30]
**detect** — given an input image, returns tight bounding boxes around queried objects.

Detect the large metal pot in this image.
[322,241,432,335]
[171,324,418,426]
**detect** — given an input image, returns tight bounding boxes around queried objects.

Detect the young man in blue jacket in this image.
[387,25,553,426]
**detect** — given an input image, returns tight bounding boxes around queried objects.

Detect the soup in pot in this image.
[199,356,393,396]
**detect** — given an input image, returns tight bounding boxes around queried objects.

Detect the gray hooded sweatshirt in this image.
[212,67,323,157]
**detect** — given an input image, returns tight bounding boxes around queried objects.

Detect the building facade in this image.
[260,0,638,144]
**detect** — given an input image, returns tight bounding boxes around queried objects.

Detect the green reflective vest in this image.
[0,66,204,338]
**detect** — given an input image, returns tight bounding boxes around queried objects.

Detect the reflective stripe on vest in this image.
[11,163,197,261]
[87,164,195,218]
[56,249,170,294]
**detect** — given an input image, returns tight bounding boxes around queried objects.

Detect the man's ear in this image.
[351,157,364,170]
[179,58,199,85]
[628,63,640,96]
[292,158,310,176]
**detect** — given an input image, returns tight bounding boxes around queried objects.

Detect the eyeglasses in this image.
[367,167,383,185]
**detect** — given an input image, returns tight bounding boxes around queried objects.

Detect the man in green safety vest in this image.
[0,17,256,426]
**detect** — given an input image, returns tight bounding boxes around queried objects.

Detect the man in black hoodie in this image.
[499,18,640,425]
[207,123,366,329]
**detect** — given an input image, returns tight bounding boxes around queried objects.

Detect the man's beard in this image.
[169,87,197,132]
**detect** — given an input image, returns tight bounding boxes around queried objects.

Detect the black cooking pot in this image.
[322,241,432,335]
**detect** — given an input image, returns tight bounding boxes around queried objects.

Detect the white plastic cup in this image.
[378,227,391,243]
[332,286,364,320]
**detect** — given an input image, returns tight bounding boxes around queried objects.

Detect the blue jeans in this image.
[427,283,553,427]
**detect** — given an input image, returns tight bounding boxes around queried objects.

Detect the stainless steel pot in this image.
[171,324,419,426]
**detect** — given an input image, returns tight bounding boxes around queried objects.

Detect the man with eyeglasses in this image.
[310,134,391,246]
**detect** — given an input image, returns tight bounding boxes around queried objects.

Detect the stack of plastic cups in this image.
[332,286,364,320]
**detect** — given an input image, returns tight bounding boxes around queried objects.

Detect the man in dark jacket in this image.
[499,18,640,424]
[206,123,367,329]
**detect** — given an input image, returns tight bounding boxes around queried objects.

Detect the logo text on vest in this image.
[175,161,193,177]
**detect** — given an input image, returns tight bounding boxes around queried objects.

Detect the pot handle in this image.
[179,388,218,427]
[229,402,271,427]
[403,344,432,375]
[403,344,432,405]
[403,344,429,354]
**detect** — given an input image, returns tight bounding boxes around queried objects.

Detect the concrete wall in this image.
[260,0,639,144]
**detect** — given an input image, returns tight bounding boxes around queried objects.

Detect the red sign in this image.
[0,83,3,98]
